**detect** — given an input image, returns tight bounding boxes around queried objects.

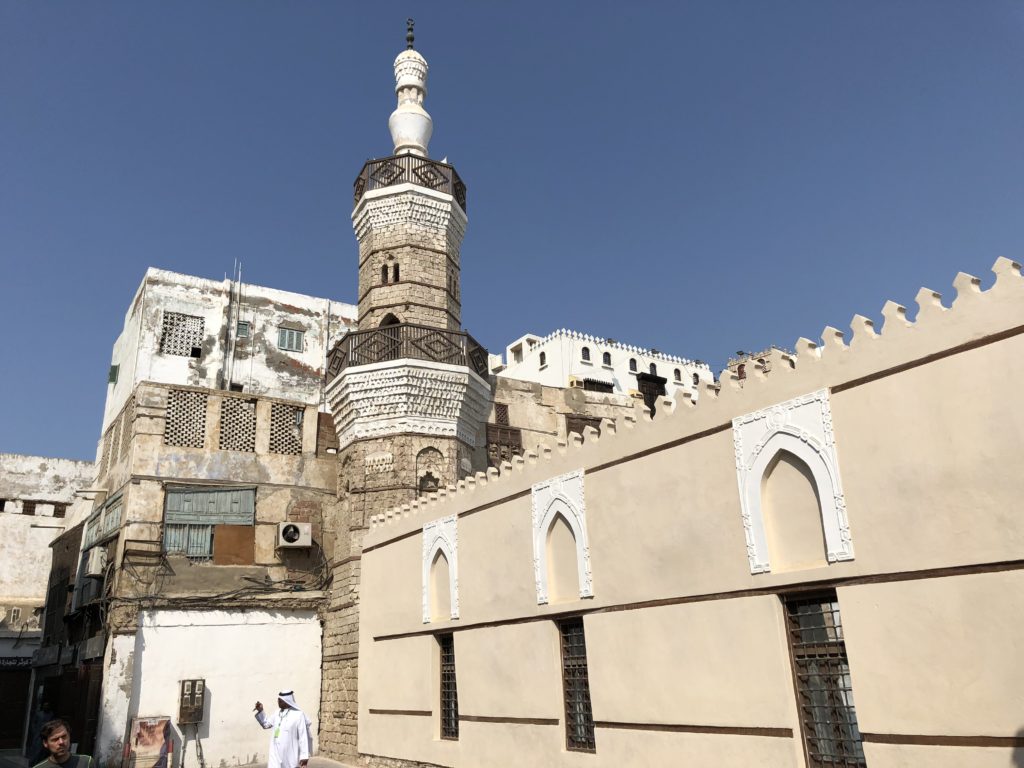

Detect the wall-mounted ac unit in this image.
[627,389,644,400]
[278,522,312,549]
[568,377,583,388]
[84,547,107,578]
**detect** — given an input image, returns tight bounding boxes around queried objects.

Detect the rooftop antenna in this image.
[406,18,415,50]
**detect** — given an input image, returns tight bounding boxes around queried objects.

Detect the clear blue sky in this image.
[2,2,1023,460]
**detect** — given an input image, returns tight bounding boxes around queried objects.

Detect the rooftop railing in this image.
[353,154,467,212]
[327,323,489,380]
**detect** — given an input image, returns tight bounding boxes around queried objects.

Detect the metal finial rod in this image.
[406,18,415,49]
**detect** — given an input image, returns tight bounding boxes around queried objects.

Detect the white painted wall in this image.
[97,610,321,768]
[101,269,357,431]
[499,330,713,402]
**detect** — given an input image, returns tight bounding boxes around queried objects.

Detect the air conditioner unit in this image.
[278,522,312,549]
[568,376,583,389]
[627,389,644,399]
[84,547,107,578]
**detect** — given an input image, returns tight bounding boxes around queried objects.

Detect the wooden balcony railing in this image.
[353,154,467,212]
[327,323,489,380]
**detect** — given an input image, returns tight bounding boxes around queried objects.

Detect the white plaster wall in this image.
[101,268,356,431]
[97,633,135,767]
[99,610,322,768]
[0,514,66,601]
[499,330,711,402]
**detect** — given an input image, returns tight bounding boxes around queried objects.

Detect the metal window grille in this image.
[277,327,304,352]
[237,321,250,338]
[439,633,459,739]
[164,389,208,448]
[494,403,510,426]
[160,311,205,357]
[219,397,257,452]
[784,593,867,767]
[269,403,304,454]
[559,618,596,752]
[22,501,37,516]
[52,504,67,518]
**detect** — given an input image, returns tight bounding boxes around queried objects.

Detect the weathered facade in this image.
[0,453,92,750]
[356,259,1024,768]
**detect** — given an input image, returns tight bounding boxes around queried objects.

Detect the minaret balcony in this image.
[326,323,488,382]
[353,154,467,213]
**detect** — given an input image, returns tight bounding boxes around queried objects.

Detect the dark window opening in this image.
[229,383,244,392]
[53,504,67,519]
[392,264,400,282]
[674,368,681,381]
[784,592,866,767]
[582,379,613,394]
[566,415,602,438]
[419,472,440,496]
[190,346,202,359]
[108,365,119,384]
[693,373,700,386]
[0,499,6,512]
[635,372,667,417]
[737,363,747,379]
[22,501,37,516]
[439,633,459,740]
[381,265,388,284]
[486,424,523,468]
[559,618,596,752]
[494,403,510,426]
[629,358,637,372]
[602,351,611,366]
[539,351,547,367]
[581,347,590,362]
[649,362,658,375]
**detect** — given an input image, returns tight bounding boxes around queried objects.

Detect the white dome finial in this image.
[388,19,432,157]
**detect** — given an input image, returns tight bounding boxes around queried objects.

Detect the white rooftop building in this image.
[495,329,713,404]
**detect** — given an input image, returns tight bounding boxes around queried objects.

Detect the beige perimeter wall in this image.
[357,259,1024,767]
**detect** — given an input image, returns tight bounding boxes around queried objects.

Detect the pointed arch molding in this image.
[531,469,593,605]
[422,515,459,623]
[732,389,854,574]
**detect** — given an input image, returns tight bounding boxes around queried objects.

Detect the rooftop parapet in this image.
[365,256,1024,538]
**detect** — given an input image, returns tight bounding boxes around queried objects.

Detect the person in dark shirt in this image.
[32,720,92,768]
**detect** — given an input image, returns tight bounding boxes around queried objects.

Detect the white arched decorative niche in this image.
[732,389,853,574]
[531,469,593,604]
[422,515,459,623]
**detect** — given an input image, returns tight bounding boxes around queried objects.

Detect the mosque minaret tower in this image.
[320,22,490,758]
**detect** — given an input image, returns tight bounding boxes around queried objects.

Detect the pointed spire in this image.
[389,19,432,156]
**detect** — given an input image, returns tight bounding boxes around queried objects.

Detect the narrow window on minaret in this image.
[602,352,611,366]
[393,264,400,282]
[381,265,388,284]
[629,358,637,372]
[581,347,590,362]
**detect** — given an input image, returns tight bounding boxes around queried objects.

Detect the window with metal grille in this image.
[160,311,205,357]
[53,504,67,518]
[494,403,510,426]
[784,592,867,767]
[558,618,596,752]
[22,501,37,516]
[277,327,304,352]
[439,633,459,740]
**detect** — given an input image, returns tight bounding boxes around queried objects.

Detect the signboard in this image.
[80,634,106,661]
[0,656,33,668]
[123,717,172,768]
[33,645,59,667]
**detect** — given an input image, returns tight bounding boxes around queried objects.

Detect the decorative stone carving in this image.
[326,359,491,451]
[732,389,853,573]
[365,451,394,474]
[422,514,458,623]
[531,469,593,605]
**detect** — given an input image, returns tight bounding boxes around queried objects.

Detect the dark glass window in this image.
[559,618,596,752]
[439,633,459,740]
[581,346,590,362]
[784,592,866,767]
[602,351,611,366]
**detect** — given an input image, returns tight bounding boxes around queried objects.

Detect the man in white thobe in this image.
[254,691,311,768]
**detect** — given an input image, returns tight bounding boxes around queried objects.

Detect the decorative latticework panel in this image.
[160,311,205,357]
[119,397,135,459]
[164,389,208,448]
[486,424,523,468]
[219,397,256,452]
[269,403,303,455]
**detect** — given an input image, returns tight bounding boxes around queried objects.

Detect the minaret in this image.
[353,19,465,332]
[320,22,489,760]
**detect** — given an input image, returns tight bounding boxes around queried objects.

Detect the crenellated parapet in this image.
[366,256,1024,539]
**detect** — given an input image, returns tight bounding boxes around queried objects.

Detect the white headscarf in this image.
[278,690,300,710]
